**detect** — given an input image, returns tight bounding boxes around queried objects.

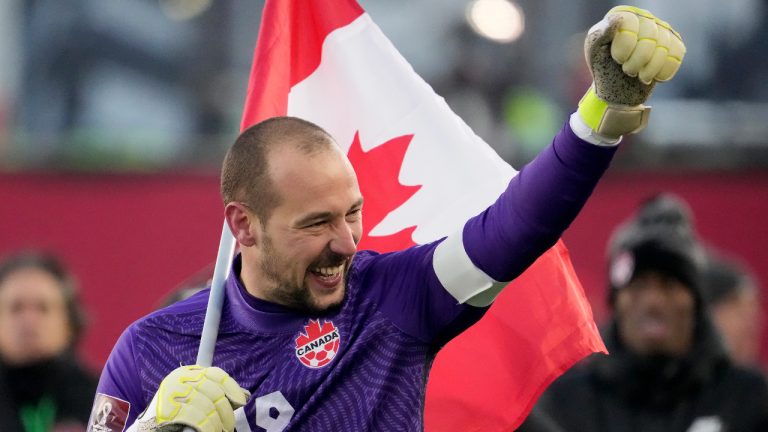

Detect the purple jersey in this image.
[91,123,616,431]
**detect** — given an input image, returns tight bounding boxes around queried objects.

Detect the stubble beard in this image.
[260,234,347,315]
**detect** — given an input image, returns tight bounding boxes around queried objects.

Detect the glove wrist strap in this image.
[577,86,651,139]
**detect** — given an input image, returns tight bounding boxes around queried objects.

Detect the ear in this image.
[225,202,260,247]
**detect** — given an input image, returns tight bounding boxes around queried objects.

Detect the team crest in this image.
[295,319,341,368]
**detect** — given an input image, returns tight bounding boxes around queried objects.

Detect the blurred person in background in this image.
[156,262,213,309]
[526,194,768,431]
[702,249,764,369]
[0,251,98,432]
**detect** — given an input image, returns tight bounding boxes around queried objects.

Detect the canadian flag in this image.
[241,1,606,430]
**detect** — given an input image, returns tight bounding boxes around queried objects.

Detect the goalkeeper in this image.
[89,6,685,432]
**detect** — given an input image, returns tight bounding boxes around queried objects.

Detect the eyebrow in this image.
[296,198,364,227]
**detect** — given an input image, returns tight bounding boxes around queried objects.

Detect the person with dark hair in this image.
[702,250,764,368]
[530,193,768,431]
[0,251,98,432]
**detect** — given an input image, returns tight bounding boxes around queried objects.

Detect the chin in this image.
[309,289,346,315]
[635,341,679,357]
[320,290,346,309]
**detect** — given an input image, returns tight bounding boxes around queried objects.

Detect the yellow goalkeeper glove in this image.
[578,6,686,140]
[134,365,250,432]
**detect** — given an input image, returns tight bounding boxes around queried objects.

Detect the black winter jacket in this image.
[0,353,98,432]
[530,319,768,432]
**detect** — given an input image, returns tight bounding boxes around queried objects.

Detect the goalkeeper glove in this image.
[133,365,250,432]
[578,6,686,140]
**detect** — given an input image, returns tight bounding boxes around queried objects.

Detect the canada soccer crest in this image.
[295,319,341,368]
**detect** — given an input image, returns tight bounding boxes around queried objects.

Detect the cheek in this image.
[351,221,363,244]
[43,311,71,345]
[0,315,10,343]
[292,237,330,264]
[671,292,696,316]
[613,296,635,333]
[614,293,633,318]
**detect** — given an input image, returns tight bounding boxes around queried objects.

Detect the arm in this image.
[88,327,145,431]
[433,6,685,307]
[462,122,616,282]
[362,112,616,343]
[90,324,248,432]
[366,6,685,341]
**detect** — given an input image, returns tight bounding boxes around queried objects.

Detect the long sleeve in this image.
[462,122,616,282]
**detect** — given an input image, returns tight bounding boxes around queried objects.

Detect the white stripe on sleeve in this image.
[432,231,508,307]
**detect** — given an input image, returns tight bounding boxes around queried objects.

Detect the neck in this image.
[237,248,273,303]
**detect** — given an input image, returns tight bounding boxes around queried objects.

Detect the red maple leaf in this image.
[295,319,335,347]
[347,131,421,253]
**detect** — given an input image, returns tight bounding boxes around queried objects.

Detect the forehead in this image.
[0,268,65,304]
[619,270,694,297]
[267,144,361,215]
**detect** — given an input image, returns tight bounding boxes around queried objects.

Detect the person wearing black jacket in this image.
[0,252,98,432]
[527,194,768,432]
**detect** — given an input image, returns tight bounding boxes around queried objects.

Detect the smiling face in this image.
[238,142,363,315]
[615,270,696,357]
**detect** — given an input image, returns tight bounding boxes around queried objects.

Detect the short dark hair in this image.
[0,251,87,349]
[220,116,335,223]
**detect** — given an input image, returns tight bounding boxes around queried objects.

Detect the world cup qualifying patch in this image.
[295,319,340,368]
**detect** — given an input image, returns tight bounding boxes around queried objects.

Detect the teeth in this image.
[313,264,344,277]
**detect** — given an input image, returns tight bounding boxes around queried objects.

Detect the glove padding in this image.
[135,365,250,432]
[578,6,686,139]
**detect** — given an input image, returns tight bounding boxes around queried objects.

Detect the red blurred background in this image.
[1,169,766,372]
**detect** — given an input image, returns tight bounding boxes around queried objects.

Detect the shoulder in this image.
[348,244,442,298]
[351,244,441,275]
[63,356,99,385]
[99,290,213,408]
[535,358,604,432]
[707,364,768,427]
[540,356,601,406]
[349,249,380,274]
[718,364,768,396]
[51,355,99,401]
[548,361,596,392]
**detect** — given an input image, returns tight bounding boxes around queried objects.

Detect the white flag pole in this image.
[181,221,235,432]
[195,220,237,366]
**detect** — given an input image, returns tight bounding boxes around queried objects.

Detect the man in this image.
[530,194,768,431]
[91,6,686,432]
[0,251,98,432]
[702,250,764,368]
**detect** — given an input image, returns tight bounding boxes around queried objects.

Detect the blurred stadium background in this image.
[1,0,766,371]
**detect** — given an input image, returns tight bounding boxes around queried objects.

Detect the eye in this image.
[304,220,326,229]
[346,208,362,221]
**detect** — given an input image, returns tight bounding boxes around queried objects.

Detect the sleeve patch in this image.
[87,393,131,432]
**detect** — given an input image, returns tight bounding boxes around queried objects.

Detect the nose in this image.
[330,222,358,257]
[18,304,43,323]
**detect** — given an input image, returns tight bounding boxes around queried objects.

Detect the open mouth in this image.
[309,263,346,289]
